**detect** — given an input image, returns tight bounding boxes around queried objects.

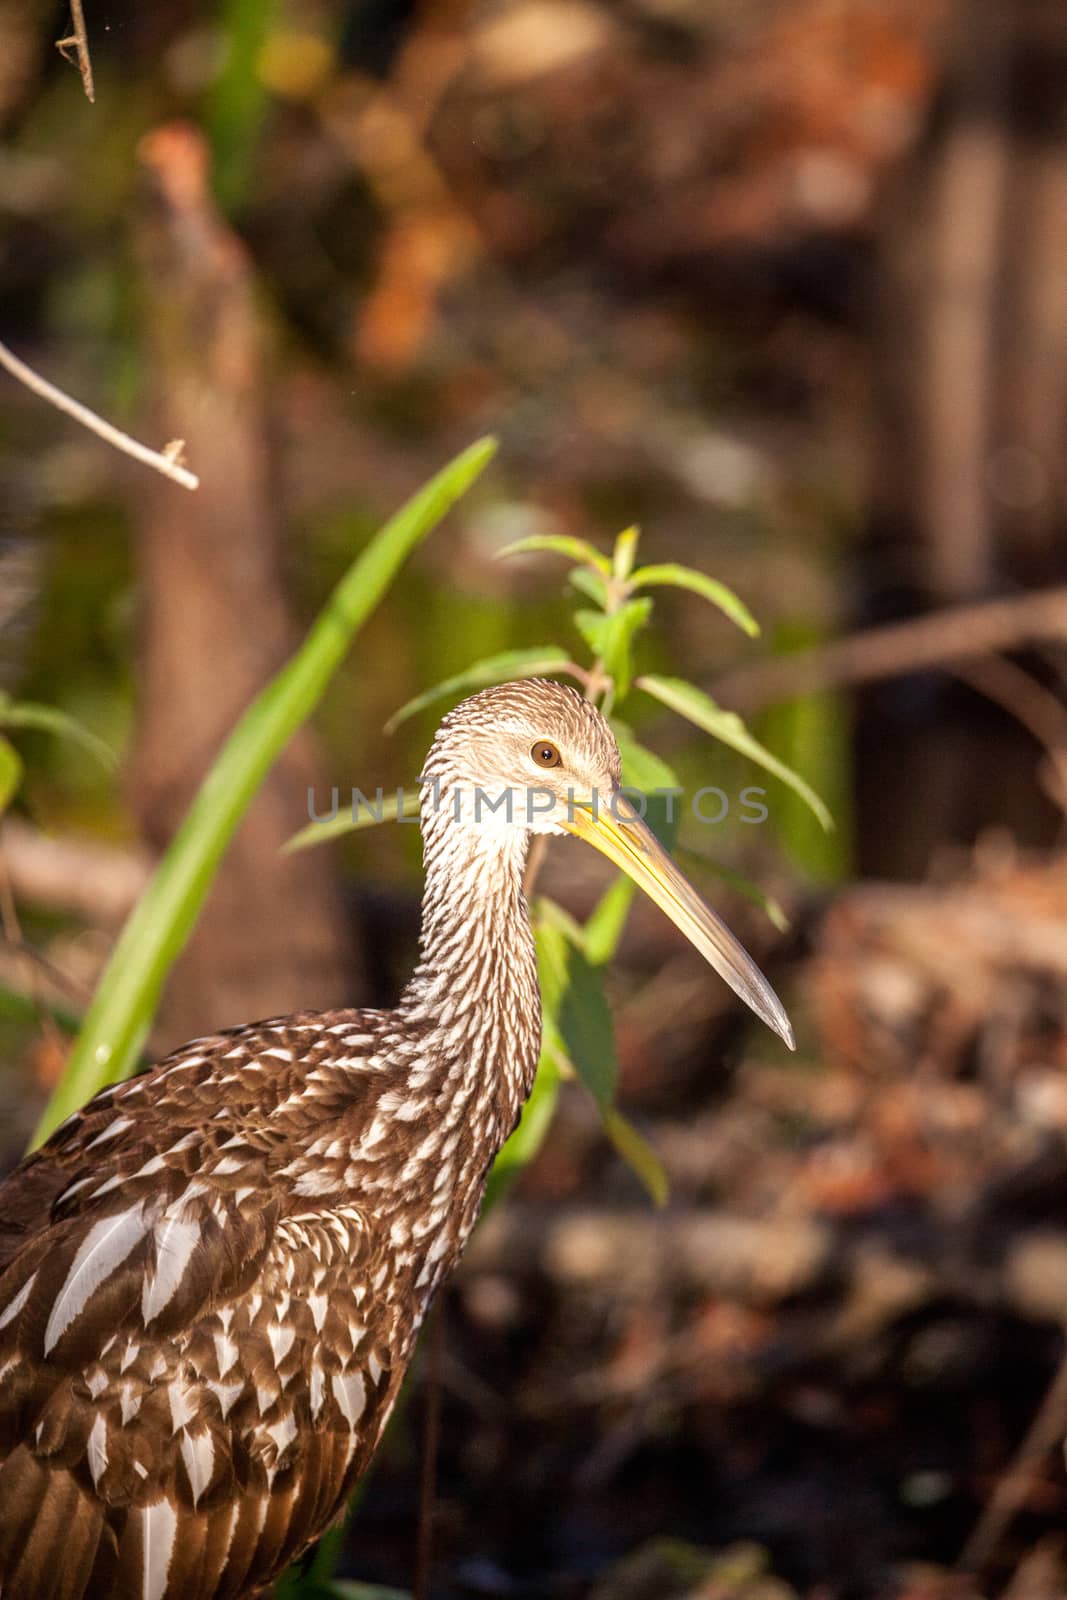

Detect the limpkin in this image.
[0,679,792,1599]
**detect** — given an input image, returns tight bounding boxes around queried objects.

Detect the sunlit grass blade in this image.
[383,646,572,734]
[284,788,420,854]
[495,533,611,574]
[637,674,833,833]
[630,564,760,637]
[31,438,497,1148]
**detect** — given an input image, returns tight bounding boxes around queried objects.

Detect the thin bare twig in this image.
[56,0,95,104]
[950,655,1067,814]
[0,340,199,491]
[959,1333,1067,1573]
[0,931,93,1006]
[710,587,1067,712]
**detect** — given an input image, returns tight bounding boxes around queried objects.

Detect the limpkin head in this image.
[423,679,794,1048]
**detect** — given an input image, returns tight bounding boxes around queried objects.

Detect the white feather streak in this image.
[142,1213,201,1325]
[268,1323,295,1366]
[331,1370,366,1427]
[141,1498,178,1600]
[0,1272,35,1330]
[85,1116,134,1150]
[45,1206,146,1354]
[309,1364,325,1418]
[86,1413,109,1488]
[180,1429,215,1507]
[266,1411,298,1457]
[208,1378,243,1419]
[213,1332,238,1377]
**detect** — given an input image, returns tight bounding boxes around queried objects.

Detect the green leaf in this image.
[536,901,617,1111]
[758,619,852,883]
[0,734,23,815]
[677,849,790,933]
[612,524,640,580]
[284,788,420,853]
[575,597,651,699]
[602,598,652,699]
[636,674,833,833]
[567,567,609,609]
[383,646,571,734]
[573,608,608,659]
[204,0,283,209]
[583,874,635,967]
[610,719,679,794]
[31,438,497,1148]
[0,695,115,769]
[630,564,760,638]
[483,1049,561,1211]
[603,1107,669,1207]
[495,533,611,574]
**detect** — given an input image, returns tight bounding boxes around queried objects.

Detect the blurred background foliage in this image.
[3,0,1067,1595]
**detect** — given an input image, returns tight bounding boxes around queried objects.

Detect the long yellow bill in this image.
[563,791,795,1049]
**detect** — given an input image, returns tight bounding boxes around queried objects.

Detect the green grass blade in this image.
[31,439,496,1147]
[636,673,833,833]
[630,564,760,637]
[383,646,571,734]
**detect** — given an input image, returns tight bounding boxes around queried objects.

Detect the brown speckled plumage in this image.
[0,680,789,1599]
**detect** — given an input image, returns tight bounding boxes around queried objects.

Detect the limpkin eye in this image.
[531,740,562,768]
